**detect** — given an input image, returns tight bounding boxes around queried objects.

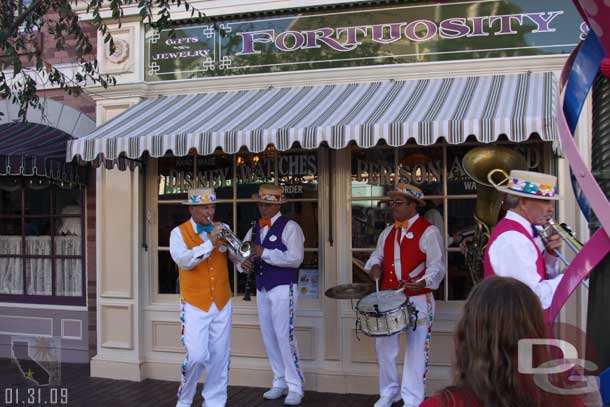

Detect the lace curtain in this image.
[0,236,81,296]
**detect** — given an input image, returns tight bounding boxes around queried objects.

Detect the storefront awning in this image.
[68,72,558,163]
[0,123,87,185]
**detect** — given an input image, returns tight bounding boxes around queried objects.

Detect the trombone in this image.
[536,218,584,267]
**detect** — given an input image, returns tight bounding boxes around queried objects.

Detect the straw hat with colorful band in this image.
[252,184,284,204]
[387,183,426,206]
[487,169,559,201]
[183,188,217,205]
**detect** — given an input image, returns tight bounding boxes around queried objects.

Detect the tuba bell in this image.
[461,146,528,284]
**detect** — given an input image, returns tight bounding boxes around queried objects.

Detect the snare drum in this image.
[355,290,418,337]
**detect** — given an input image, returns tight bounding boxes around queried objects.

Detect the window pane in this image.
[278,151,318,198]
[26,236,51,255]
[0,219,21,236]
[282,202,318,249]
[351,147,395,198]
[55,186,83,215]
[0,236,21,255]
[297,251,319,299]
[55,258,82,296]
[397,146,443,194]
[0,177,21,215]
[236,152,276,199]
[352,250,374,285]
[447,199,477,301]
[158,250,179,294]
[25,179,51,214]
[158,204,190,247]
[56,217,82,237]
[0,255,23,294]
[55,236,81,256]
[158,156,191,201]
[196,154,233,199]
[24,217,52,236]
[352,201,392,249]
[26,258,52,295]
[236,203,259,238]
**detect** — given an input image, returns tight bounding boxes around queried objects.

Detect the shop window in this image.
[0,177,85,305]
[349,141,550,301]
[155,148,320,299]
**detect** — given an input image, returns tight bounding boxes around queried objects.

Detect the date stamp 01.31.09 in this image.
[3,387,69,406]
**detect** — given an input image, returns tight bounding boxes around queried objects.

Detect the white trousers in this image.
[375,293,435,407]
[257,283,304,396]
[176,300,232,407]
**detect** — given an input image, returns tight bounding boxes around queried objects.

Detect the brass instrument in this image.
[536,218,583,266]
[208,217,252,262]
[462,146,528,284]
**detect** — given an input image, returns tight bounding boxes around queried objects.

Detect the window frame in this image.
[149,148,325,306]
[0,177,87,306]
[348,139,555,302]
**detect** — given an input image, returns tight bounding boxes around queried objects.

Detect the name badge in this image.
[405,232,414,239]
[269,235,278,242]
[218,245,227,253]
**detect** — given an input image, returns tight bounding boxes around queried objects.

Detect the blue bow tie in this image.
[196,223,213,234]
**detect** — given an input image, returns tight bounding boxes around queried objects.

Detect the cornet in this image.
[207,217,252,262]
[536,218,583,267]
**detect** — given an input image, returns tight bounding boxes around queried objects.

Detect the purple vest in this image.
[254,215,300,291]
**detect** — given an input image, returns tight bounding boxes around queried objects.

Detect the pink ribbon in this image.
[548,9,610,322]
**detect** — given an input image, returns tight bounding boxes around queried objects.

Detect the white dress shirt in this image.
[169,218,237,270]
[487,210,562,309]
[237,211,305,272]
[364,214,446,290]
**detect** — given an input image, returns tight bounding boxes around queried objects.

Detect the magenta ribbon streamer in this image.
[548,38,610,323]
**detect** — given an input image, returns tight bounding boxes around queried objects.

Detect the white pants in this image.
[176,300,232,407]
[375,293,435,407]
[257,284,304,396]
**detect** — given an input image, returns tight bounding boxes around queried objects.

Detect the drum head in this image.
[356,290,407,313]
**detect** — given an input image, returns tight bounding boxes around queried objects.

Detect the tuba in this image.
[461,146,528,284]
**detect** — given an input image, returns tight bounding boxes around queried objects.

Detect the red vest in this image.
[483,217,546,281]
[382,216,432,296]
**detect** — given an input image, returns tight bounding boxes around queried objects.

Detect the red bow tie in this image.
[394,220,408,229]
[259,218,272,228]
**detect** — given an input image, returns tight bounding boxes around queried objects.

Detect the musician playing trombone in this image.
[484,170,563,314]
[169,187,239,407]
[365,183,446,407]
[238,184,305,406]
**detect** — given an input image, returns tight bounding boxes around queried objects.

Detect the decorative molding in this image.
[61,319,83,340]
[100,304,133,349]
[101,27,134,74]
[0,315,53,337]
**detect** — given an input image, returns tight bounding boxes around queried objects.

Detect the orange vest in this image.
[177,220,232,312]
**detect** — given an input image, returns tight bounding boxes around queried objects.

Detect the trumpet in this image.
[207,217,252,262]
[536,218,583,266]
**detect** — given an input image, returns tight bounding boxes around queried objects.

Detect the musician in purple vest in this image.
[238,184,305,406]
[483,170,563,313]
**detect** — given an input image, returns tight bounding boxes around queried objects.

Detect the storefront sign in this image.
[159,154,317,195]
[145,0,583,81]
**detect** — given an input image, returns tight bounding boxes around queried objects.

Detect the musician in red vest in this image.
[365,183,446,407]
[484,170,564,312]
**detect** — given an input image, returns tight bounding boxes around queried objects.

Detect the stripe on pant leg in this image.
[177,300,189,398]
[288,284,305,385]
[422,293,433,385]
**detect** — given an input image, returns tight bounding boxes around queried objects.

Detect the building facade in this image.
[73,0,591,395]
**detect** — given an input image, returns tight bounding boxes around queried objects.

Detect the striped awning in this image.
[68,72,558,163]
[1,123,87,184]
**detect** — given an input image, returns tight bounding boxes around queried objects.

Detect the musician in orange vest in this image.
[169,187,239,407]
[365,183,446,407]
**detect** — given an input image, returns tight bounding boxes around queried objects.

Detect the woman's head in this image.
[446,277,573,407]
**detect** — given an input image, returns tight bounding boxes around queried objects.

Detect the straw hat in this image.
[488,169,559,200]
[252,184,284,204]
[387,183,426,207]
[183,187,217,205]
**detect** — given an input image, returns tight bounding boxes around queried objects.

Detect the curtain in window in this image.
[0,236,23,294]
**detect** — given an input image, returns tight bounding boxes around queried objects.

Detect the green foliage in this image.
[0,0,205,121]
